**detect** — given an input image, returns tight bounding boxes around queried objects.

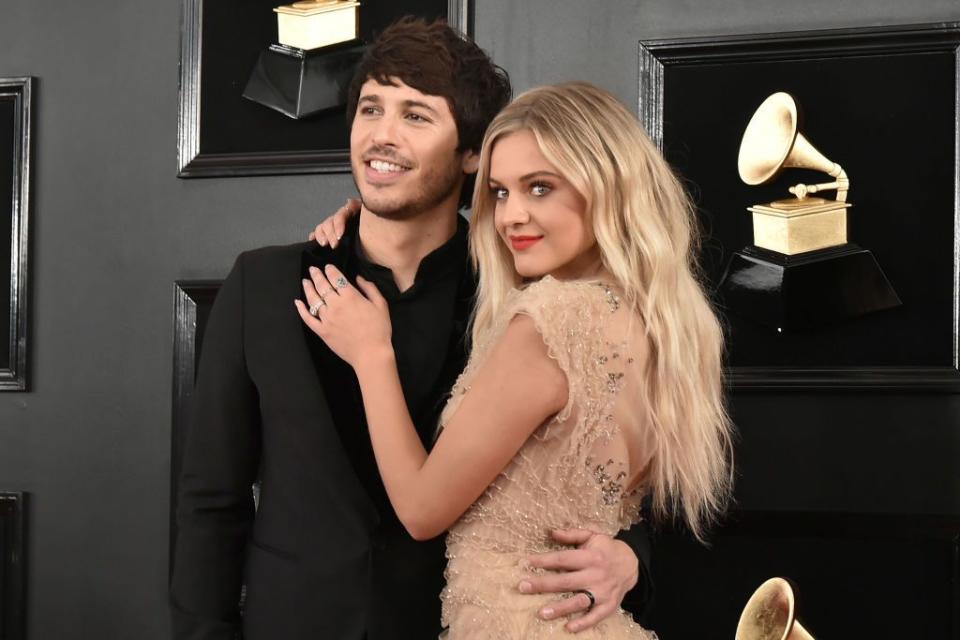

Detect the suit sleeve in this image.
[616,518,655,625]
[171,253,262,640]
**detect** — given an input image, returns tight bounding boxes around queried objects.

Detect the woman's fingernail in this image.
[518,581,532,593]
[540,607,554,619]
[309,267,319,274]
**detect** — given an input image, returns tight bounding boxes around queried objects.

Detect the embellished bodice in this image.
[437,276,656,639]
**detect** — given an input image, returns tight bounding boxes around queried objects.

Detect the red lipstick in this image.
[510,235,543,251]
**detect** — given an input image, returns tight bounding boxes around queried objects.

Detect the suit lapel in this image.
[275,243,380,526]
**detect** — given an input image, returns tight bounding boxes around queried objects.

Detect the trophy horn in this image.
[737,92,849,202]
[735,577,814,640]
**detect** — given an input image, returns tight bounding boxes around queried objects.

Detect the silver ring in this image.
[575,589,596,612]
[334,276,349,289]
[308,300,325,317]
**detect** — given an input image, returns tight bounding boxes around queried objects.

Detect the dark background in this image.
[0,96,12,372]
[664,50,956,367]
[199,0,449,155]
[1,0,959,638]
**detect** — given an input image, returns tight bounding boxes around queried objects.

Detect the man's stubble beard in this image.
[353,157,465,221]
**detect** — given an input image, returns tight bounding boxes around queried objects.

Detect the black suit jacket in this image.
[171,238,653,640]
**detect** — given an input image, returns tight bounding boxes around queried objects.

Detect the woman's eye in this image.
[530,182,552,197]
[492,187,508,200]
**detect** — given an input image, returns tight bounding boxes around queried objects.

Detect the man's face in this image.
[350,77,476,219]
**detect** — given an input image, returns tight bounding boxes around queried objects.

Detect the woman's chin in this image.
[512,261,547,280]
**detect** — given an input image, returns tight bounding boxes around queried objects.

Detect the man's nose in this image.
[371,115,399,147]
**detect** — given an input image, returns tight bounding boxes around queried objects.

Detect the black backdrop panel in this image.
[640,24,960,389]
[178,0,468,176]
[0,77,30,391]
[0,97,13,372]
[662,51,955,369]
[649,513,960,639]
[198,0,449,156]
[169,281,220,579]
[0,492,25,640]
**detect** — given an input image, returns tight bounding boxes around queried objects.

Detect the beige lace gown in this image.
[438,276,658,639]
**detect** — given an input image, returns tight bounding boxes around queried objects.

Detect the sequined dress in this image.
[438,276,658,639]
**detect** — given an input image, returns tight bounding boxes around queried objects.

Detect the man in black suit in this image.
[171,17,652,640]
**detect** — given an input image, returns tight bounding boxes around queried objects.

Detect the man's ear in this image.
[461,149,480,175]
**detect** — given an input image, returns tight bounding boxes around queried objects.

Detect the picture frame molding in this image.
[1,491,26,640]
[177,0,472,178]
[169,280,221,578]
[639,23,960,391]
[1,77,32,392]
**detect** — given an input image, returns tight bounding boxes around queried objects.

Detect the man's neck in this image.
[357,203,459,293]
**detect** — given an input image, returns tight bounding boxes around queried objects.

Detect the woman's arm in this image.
[356,313,566,539]
[296,265,568,540]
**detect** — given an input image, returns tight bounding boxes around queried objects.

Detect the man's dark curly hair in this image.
[347,17,512,208]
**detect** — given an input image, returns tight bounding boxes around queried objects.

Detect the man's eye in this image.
[530,182,552,196]
[361,106,381,116]
[406,113,429,122]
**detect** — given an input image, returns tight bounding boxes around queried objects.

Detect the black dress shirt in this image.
[303,214,473,519]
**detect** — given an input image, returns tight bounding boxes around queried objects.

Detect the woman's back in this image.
[439,276,657,639]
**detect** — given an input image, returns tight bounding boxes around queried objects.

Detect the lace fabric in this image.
[438,276,657,639]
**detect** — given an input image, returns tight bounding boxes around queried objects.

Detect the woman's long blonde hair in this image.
[469,82,733,541]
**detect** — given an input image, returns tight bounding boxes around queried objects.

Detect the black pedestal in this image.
[718,243,901,332]
[242,41,365,119]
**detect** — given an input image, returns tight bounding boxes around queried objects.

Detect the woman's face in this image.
[489,130,600,280]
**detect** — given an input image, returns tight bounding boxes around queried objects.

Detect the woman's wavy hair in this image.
[469,82,734,541]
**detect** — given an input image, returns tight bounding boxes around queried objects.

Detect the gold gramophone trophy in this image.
[718,92,900,331]
[243,0,365,119]
[736,578,814,640]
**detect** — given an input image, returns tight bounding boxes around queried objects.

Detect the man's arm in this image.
[171,254,261,640]
[520,523,653,633]
[616,519,655,624]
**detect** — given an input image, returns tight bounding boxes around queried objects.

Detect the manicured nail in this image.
[540,607,554,619]
[309,267,319,274]
[518,581,532,593]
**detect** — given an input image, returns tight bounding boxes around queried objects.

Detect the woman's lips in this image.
[510,235,543,251]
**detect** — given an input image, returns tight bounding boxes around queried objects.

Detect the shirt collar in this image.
[351,214,469,300]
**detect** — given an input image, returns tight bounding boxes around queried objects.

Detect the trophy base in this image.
[749,200,850,255]
[718,243,901,331]
[242,41,365,119]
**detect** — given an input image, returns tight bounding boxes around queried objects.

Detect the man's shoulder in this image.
[238,240,328,268]
[231,239,341,278]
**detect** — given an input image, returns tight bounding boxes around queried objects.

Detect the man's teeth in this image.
[369,160,407,173]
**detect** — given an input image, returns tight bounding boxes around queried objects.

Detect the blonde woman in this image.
[296,82,733,639]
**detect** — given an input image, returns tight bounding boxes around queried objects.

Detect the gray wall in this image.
[0,0,957,637]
